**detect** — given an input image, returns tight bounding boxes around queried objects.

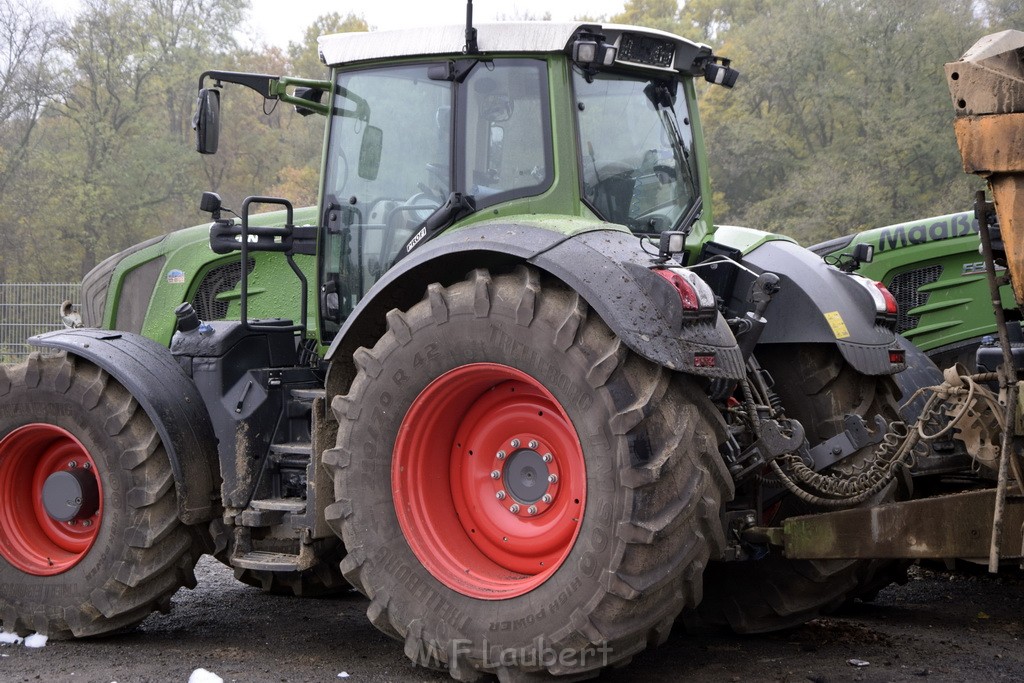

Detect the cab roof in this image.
[317,22,713,77]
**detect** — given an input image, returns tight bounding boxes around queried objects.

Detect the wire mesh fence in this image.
[0,284,81,363]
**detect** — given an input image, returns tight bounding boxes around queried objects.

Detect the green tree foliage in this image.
[611,0,680,32]
[288,12,369,78]
[690,0,987,242]
[985,0,1024,28]
[1,0,253,280]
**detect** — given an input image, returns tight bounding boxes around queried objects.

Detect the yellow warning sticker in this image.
[824,311,850,339]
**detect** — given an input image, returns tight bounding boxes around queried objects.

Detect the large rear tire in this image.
[325,266,732,680]
[0,353,201,637]
[696,344,904,633]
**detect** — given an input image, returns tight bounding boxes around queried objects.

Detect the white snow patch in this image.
[338,674,351,679]
[188,669,223,683]
[0,632,23,645]
[23,634,47,648]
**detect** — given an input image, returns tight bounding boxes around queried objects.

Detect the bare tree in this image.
[0,0,62,282]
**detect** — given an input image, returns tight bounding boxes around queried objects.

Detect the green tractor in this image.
[813,209,1011,372]
[0,12,919,679]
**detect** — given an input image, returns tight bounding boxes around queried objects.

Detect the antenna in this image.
[464,0,479,54]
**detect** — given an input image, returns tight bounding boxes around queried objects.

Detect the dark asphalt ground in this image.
[1,558,1022,682]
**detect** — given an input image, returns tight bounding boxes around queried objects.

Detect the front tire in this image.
[324,267,731,680]
[0,353,201,637]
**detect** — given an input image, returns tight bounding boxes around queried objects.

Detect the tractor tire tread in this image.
[0,353,201,639]
[326,265,730,679]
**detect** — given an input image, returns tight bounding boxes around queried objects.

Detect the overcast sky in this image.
[42,1,631,48]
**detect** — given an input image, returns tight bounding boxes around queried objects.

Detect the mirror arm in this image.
[197,71,334,116]
[274,76,333,116]
[199,70,280,98]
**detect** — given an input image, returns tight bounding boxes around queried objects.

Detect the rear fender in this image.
[324,225,744,396]
[739,240,904,375]
[28,329,219,525]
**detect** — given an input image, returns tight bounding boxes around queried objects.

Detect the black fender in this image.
[28,328,219,525]
[740,239,904,375]
[324,224,744,396]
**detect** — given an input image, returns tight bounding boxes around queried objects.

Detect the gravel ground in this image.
[1,558,1022,683]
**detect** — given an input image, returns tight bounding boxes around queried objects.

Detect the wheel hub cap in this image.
[503,448,549,504]
[0,423,104,575]
[42,467,100,522]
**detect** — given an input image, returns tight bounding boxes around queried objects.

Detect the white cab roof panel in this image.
[318,22,710,74]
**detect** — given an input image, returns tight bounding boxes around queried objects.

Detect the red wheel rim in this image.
[393,363,586,599]
[0,424,103,575]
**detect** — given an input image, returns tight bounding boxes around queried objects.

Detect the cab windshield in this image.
[573,71,700,234]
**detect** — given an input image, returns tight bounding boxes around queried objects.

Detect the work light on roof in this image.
[572,33,617,67]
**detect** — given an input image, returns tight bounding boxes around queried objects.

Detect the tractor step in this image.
[231,550,314,572]
[269,441,312,468]
[290,388,326,401]
[249,497,306,513]
[237,496,306,526]
[236,508,284,527]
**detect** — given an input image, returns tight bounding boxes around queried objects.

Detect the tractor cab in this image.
[314,24,735,337]
[193,22,738,343]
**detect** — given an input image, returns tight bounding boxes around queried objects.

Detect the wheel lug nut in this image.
[510,439,520,448]
[496,490,506,500]
[542,453,552,463]
[528,505,538,515]
[509,504,520,514]
[82,519,92,528]
[548,474,558,484]
[490,470,501,480]
[542,494,552,504]
[82,462,91,469]
[528,440,538,449]
[496,450,506,460]
[67,461,77,468]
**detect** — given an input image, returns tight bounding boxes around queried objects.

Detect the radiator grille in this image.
[888,265,943,334]
[191,258,255,321]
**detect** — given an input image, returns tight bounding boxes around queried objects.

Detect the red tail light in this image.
[875,282,898,315]
[850,274,898,318]
[655,269,700,310]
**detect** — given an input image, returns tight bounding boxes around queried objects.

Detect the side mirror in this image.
[358,125,383,180]
[193,88,220,155]
[293,86,325,117]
